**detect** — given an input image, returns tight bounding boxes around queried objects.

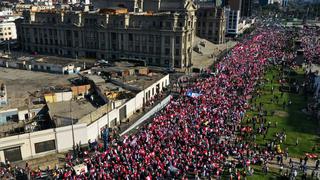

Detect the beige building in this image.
[196,7,226,44]
[16,1,197,68]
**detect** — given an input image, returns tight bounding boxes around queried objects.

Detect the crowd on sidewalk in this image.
[1,24,319,179]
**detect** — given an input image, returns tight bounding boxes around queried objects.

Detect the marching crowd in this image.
[300,26,320,64]
[1,24,319,179]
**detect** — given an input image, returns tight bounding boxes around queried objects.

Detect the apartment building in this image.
[225,7,240,35]
[16,3,196,68]
[196,7,226,44]
[0,16,20,41]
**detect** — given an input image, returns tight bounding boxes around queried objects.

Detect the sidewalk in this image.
[12,153,66,171]
[268,156,317,175]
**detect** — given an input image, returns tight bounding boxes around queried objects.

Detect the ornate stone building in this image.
[16,0,197,68]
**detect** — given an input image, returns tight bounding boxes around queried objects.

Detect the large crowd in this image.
[1,24,319,179]
[300,26,320,64]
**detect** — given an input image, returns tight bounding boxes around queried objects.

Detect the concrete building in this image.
[227,0,242,10]
[16,1,197,68]
[0,55,82,74]
[93,0,196,12]
[225,7,240,35]
[0,69,170,162]
[241,0,252,17]
[0,9,14,16]
[0,16,19,41]
[196,7,226,44]
[0,67,76,127]
[193,0,223,7]
[14,4,55,13]
[92,0,145,12]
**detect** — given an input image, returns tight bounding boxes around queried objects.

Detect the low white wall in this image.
[120,95,172,136]
[55,124,87,152]
[0,129,56,162]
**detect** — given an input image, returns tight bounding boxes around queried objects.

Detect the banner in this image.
[102,128,109,150]
[73,164,88,175]
[186,91,202,98]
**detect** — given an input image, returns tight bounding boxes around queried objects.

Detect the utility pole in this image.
[107,100,110,128]
[7,39,10,55]
[70,100,75,149]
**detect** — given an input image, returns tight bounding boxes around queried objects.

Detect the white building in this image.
[0,74,170,162]
[0,16,20,42]
[225,8,241,35]
[0,9,13,17]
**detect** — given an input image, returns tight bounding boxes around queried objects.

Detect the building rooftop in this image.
[47,99,97,127]
[88,61,164,92]
[113,73,164,91]
[0,67,77,111]
[0,55,87,67]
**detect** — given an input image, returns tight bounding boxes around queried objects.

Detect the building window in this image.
[4,147,22,162]
[165,36,170,45]
[156,46,161,54]
[35,140,56,153]
[135,46,140,52]
[175,49,180,56]
[149,46,154,54]
[166,22,171,28]
[175,60,179,66]
[175,36,180,44]
[142,46,147,53]
[135,35,139,41]
[155,58,160,64]
[165,48,170,55]
[148,58,153,64]
[148,35,154,42]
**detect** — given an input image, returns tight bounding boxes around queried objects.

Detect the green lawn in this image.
[245,66,319,158]
[247,165,279,180]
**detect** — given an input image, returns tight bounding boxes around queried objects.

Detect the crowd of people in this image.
[1,24,319,179]
[300,26,320,64]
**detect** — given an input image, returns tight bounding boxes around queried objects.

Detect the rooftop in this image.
[0,67,77,111]
[113,73,165,91]
[88,61,164,92]
[47,99,97,127]
[0,54,90,67]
